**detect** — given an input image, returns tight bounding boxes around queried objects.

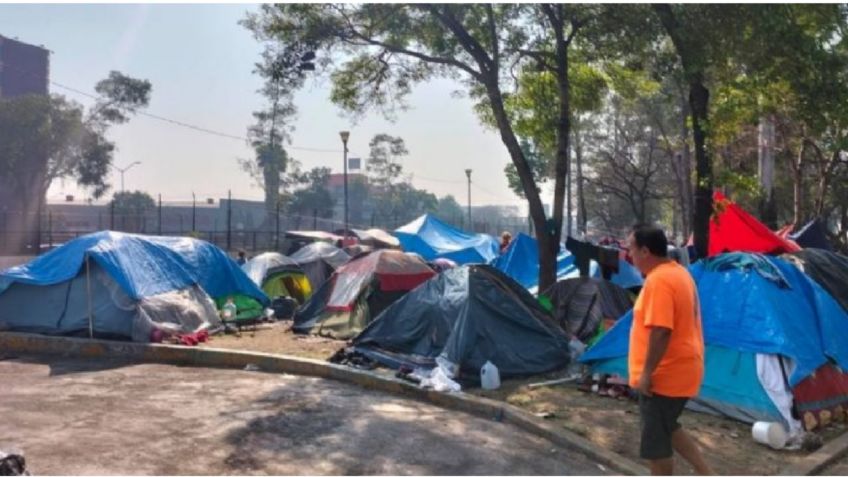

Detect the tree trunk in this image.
[679,94,693,240]
[575,126,588,235]
[793,141,806,225]
[483,82,557,290]
[757,115,778,227]
[689,79,712,259]
[541,5,571,293]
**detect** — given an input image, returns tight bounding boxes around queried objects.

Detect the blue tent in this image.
[581,253,848,425]
[492,233,643,291]
[394,214,499,265]
[491,233,575,289]
[0,231,267,340]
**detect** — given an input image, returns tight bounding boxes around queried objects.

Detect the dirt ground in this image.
[202,322,847,476]
[0,354,610,475]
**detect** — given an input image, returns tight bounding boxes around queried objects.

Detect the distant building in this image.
[0,35,49,98]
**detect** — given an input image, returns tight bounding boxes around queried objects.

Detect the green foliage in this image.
[109,190,156,214]
[436,195,464,222]
[0,71,151,200]
[288,167,336,218]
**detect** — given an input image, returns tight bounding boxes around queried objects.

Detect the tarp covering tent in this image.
[491,233,575,289]
[289,242,350,291]
[285,230,343,243]
[492,233,643,292]
[394,214,499,265]
[708,191,801,257]
[334,228,400,249]
[791,219,833,251]
[581,253,848,432]
[541,277,634,343]
[783,249,848,313]
[0,231,267,341]
[351,265,571,379]
[293,249,436,339]
[242,252,312,304]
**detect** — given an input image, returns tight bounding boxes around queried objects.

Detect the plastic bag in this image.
[420,366,462,392]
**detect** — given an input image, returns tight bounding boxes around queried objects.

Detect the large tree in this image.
[242,3,623,291]
[0,71,151,252]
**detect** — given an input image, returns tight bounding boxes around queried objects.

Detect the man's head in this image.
[501,231,512,244]
[627,224,668,274]
[238,249,246,258]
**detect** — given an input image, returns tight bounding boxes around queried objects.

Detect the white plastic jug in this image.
[481,361,501,390]
[752,421,788,450]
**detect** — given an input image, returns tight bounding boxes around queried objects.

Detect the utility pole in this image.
[157,194,162,235]
[112,162,141,193]
[465,169,472,231]
[340,130,350,244]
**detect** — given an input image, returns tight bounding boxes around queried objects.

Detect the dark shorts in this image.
[639,393,688,460]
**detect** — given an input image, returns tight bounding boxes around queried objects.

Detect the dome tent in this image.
[242,252,312,304]
[289,241,350,291]
[0,231,267,341]
[293,249,435,339]
[351,265,572,380]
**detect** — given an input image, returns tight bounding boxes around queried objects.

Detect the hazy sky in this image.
[0,4,528,210]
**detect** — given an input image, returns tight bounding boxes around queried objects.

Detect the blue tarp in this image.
[492,233,643,291]
[581,254,848,387]
[0,231,268,304]
[491,233,575,289]
[394,214,499,265]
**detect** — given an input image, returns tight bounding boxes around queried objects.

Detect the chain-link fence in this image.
[0,195,533,256]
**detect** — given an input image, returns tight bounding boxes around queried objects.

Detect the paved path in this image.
[0,355,609,475]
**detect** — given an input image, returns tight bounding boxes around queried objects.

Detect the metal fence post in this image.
[226,190,232,251]
[157,194,162,235]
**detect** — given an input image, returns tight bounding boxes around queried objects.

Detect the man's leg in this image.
[648,457,673,475]
[672,428,714,475]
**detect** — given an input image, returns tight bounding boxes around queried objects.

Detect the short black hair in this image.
[631,224,668,257]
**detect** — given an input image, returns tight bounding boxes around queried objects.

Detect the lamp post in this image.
[112,161,142,193]
[340,130,350,243]
[465,169,472,231]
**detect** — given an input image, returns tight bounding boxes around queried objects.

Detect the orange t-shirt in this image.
[628,261,704,397]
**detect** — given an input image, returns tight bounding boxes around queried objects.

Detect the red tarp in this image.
[708,191,801,257]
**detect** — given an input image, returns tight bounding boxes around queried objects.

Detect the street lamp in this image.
[340,130,350,243]
[112,161,142,193]
[465,169,472,230]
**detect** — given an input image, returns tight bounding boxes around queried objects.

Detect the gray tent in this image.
[352,265,571,379]
[289,242,350,291]
[541,277,634,343]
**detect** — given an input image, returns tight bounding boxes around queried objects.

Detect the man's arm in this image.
[637,326,672,396]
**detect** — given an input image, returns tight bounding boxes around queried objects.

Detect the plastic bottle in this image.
[481,360,501,390]
[222,298,237,321]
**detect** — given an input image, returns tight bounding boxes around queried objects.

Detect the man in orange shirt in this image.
[626,225,712,475]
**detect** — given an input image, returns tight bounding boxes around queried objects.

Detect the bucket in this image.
[752,421,787,450]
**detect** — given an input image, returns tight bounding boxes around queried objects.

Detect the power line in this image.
[28,74,343,153]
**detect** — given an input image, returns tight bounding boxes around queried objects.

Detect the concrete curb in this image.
[1,332,647,475]
[782,431,848,476]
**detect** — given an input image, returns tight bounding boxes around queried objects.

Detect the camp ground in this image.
[5,5,848,473]
[5,191,848,475]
